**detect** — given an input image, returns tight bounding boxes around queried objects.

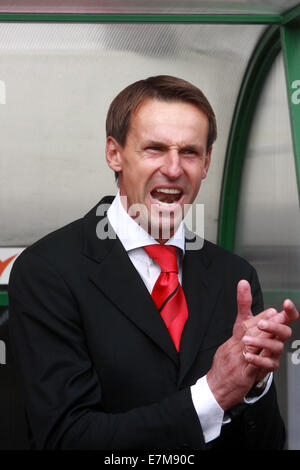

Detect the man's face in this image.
[106,98,212,241]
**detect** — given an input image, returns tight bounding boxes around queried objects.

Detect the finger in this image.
[233,280,253,337]
[243,352,279,371]
[243,344,259,355]
[242,301,298,333]
[242,311,278,354]
[257,319,292,342]
[265,301,299,326]
[241,325,262,354]
[266,309,280,320]
[245,309,289,339]
[242,335,284,357]
[243,312,289,357]
[283,299,299,324]
[242,308,278,332]
[265,310,293,326]
[237,280,253,319]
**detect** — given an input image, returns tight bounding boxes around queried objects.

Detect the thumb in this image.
[233,280,253,336]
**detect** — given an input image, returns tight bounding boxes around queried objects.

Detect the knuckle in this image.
[280,325,292,340]
[278,343,284,355]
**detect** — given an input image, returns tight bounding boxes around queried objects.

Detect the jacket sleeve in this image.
[8,250,204,450]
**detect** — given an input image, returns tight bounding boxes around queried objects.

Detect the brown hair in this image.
[106,75,217,180]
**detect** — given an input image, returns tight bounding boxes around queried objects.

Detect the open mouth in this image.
[150,188,183,206]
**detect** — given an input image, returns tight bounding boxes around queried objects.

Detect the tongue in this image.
[151,190,179,204]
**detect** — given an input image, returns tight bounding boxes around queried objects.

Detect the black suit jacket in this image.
[8,196,285,450]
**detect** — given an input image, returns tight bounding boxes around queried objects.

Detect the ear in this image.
[106,136,123,173]
[201,146,212,180]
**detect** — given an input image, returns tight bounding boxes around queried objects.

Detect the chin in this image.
[148,213,182,241]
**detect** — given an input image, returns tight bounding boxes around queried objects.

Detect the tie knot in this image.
[144,245,178,273]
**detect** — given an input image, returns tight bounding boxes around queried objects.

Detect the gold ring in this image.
[242,349,247,358]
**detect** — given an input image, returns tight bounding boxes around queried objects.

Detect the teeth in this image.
[153,199,174,206]
[155,188,181,194]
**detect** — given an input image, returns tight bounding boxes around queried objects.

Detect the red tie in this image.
[144,245,188,351]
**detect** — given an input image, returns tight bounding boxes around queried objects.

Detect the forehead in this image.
[129,98,209,143]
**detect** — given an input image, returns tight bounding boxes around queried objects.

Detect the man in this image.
[9,75,298,450]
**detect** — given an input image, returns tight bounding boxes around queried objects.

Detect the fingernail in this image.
[258,320,268,328]
[284,299,292,309]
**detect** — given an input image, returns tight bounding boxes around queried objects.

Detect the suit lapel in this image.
[177,236,223,385]
[82,197,224,375]
[83,197,179,366]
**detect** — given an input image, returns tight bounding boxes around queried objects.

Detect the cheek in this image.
[122,166,151,200]
[186,164,205,187]
[134,164,159,189]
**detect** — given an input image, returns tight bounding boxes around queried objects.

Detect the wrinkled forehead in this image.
[129,98,210,145]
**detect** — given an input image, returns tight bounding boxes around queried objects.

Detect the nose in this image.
[160,149,183,180]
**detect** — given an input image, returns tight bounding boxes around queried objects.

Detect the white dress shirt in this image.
[107,191,272,443]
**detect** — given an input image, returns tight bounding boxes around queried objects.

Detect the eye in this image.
[181,149,197,156]
[146,146,164,153]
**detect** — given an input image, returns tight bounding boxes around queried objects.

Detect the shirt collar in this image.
[107,191,185,254]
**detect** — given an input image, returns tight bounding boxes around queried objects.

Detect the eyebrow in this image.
[144,140,205,154]
[144,140,168,148]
